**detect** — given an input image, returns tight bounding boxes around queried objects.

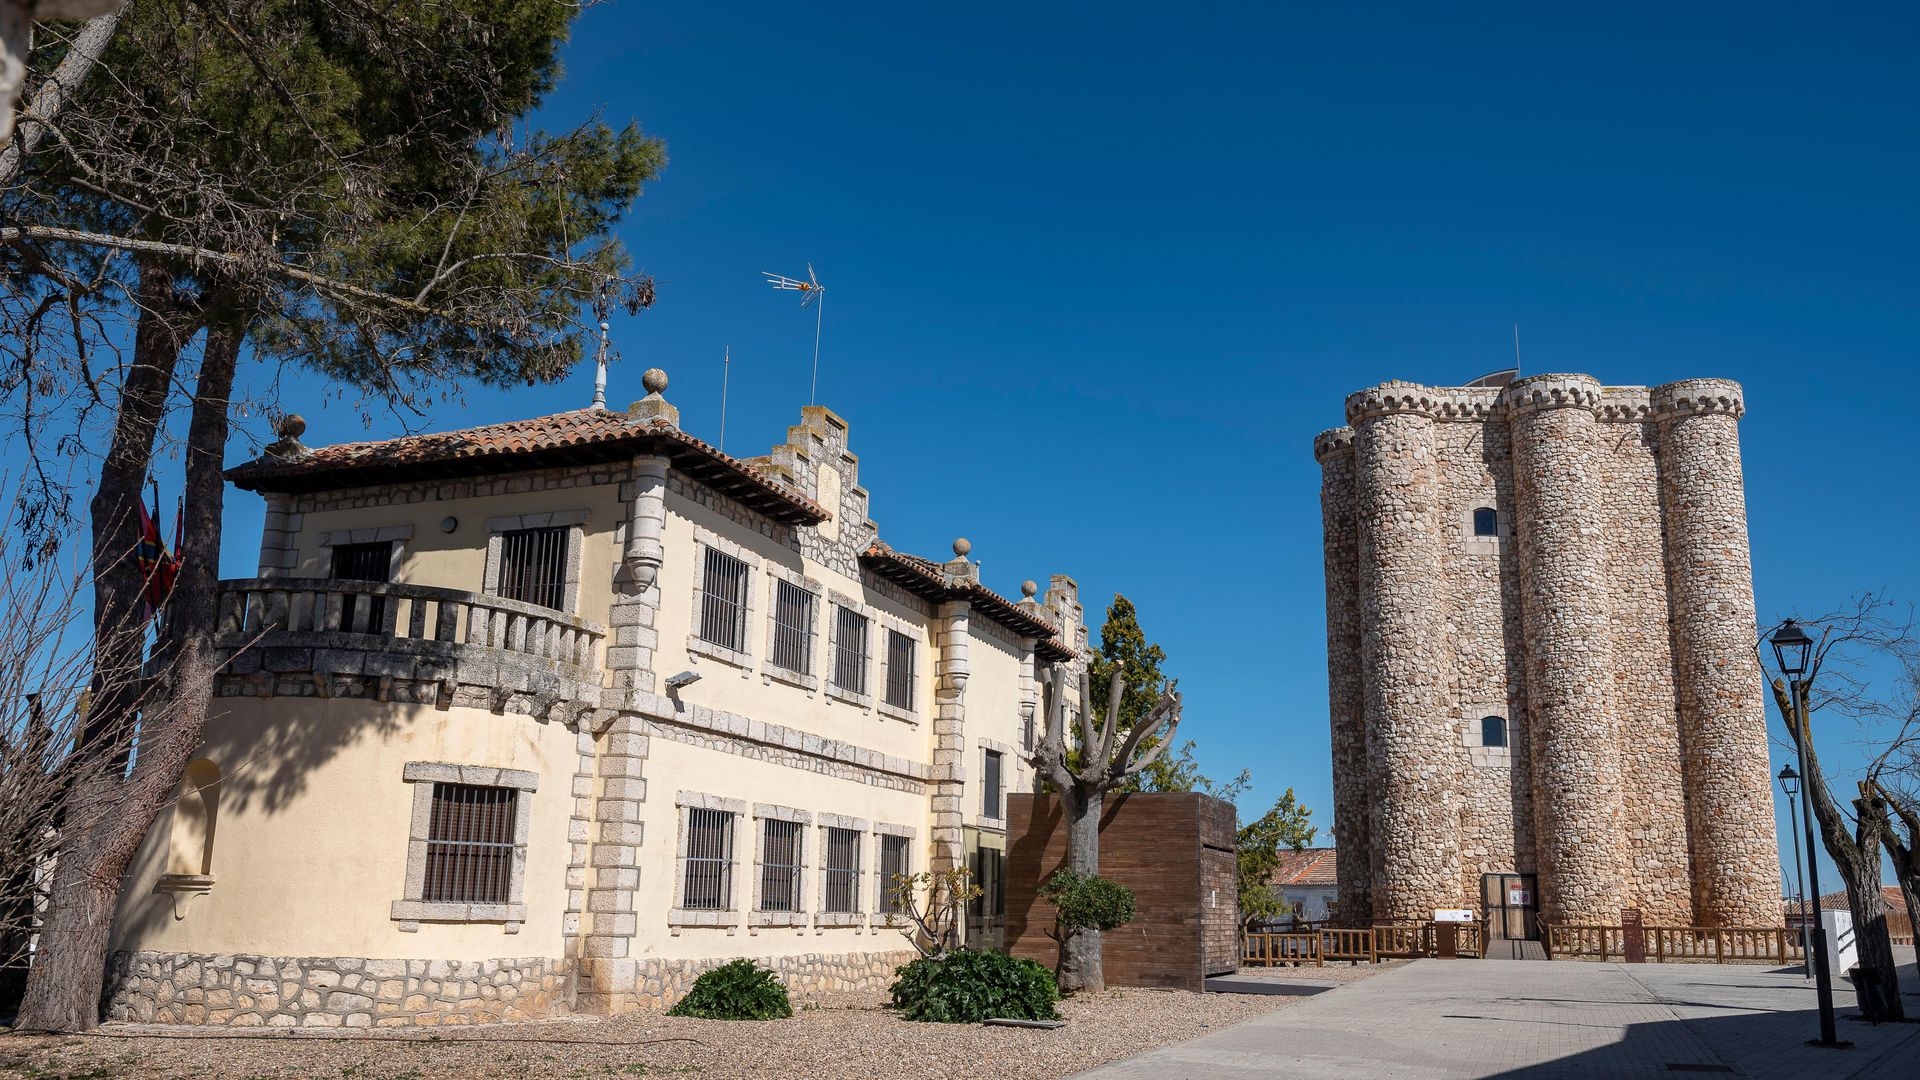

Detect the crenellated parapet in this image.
[1652,378,1746,421]
[1312,426,1355,462]
[1498,373,1604,417]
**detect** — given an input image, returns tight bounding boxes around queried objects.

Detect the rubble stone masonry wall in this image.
[1317,373,1781,928]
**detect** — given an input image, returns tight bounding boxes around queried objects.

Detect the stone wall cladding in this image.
[291,461,621,516]
[1654,380,1783,925]
[631,949,917,1011]
[1504,377,1628,924]
[105,951,565,1028]
[1320,373,1781,929]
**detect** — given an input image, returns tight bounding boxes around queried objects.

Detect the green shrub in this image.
[667,959,793,1020]
[1038,868,1136,933]
[889,949,1061,1024]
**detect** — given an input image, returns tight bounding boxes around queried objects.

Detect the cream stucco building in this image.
[106,369,1089,1027]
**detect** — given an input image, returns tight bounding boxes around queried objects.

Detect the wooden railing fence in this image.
[1543,923,1806,965]
[1241,921,1488,966]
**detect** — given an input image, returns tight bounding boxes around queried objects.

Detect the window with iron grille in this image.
[493,526,568,611]
[330,541,392,632]
[969,845,1005,919]
[982,749,1004,820]
[699,547,750,651]
[770,579,816,674]
[823,827,861,914]
[422,783,516,905]
[758,818,804,912]
[681,808,735,910]
[1021,710,1035,752]
[832,606,869,694]
[877,833,911,915]
[884,629,914,710]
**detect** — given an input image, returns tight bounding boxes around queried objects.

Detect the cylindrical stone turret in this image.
[1502,374,1627,924]
[1653,379,1782,926]
[1315,426,1371,923]
[1348,384,1460,919]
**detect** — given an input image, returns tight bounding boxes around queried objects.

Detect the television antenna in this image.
[762,264,827,404]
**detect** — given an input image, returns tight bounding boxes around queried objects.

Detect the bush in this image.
[667,959,793,1020]
[1038,868,1136,933]
[889,949,1061,1024]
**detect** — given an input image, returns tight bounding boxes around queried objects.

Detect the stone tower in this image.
[1315,373,1780,928]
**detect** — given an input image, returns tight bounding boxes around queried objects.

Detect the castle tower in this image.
[1501,375,1627,924]
[1654,380,1782,926]
[1316,374,1780,931]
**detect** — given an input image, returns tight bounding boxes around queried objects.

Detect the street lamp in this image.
[1769,619,1848,1049]
[1777,764,1808,983]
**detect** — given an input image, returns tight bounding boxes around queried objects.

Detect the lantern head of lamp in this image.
[1770,619,1814,679]
[1777,763,1800,797]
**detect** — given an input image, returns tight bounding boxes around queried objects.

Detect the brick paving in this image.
[1076,953,1920,1079]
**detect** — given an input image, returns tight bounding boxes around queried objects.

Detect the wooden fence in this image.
[1543,923,1806,964]
[1241,922,1486,967]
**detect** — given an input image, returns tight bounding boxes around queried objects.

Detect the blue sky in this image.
[19,3,1920,896]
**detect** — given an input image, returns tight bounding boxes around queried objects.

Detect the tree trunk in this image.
[1780,680,1906,1022]
[1879,797,1920,962]
[1057,786,1105,994]
[15,294,219,1033]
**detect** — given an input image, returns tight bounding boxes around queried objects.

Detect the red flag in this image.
[136,485,178,617]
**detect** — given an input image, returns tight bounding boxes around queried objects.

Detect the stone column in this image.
[1653,379,1781,926]
[255,493,299,577]
[1315,426,1371,924]
[577,716,648,1015]
[1502,374,1626,924]
[1349,384,1460,920]
[930,596,970,872]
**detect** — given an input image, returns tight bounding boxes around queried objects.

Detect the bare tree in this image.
[886,867,983,960]
[1028,667,1181,993]
[1763,594,1915,1022]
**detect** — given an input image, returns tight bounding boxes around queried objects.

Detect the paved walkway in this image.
[1077,958,1920,1079]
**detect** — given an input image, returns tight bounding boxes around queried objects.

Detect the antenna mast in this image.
[720,345,731,453]
[592,319,610,409]
[1512,323,1522,374]
[763,265,827,404]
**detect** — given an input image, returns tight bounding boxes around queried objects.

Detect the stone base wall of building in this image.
[630,950,918,1011]
[104,951,568,1028]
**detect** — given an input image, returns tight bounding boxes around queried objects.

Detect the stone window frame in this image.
[687,526,759,671]
[391,762,537,933]
[760,561,823,692]
[823,590,877,710]
[316,524,413,580]
[974,739,1015,830]
[482,510,588,615]
[1461,708,1513,769]
[1460,502,1511,556]
[670,791,746,929]
[815,812,870,927]
[870,823,917,927]
[750,803,812,928]
[872,610,922,726]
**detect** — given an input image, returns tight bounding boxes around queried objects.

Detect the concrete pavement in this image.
[1076,957,1920,1079]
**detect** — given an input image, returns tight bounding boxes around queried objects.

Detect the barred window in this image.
[877,834,911,915]
[884,629,914,710]
[982,749,1004,820]
[832,606,869,694]
[699,547,750,651]
[758,819,804,912]
[1472,507,1499,537]
[422,784,516,905]
[770,579,816,674]
[494,526,568,611]
[681,807,735,910]
[823,827,861,914]
[1021,710,1035,752]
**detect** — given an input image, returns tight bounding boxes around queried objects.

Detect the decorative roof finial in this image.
[952,537,971,558]
[642,367,669,395]
[1021,580,1038,599]
[265,414,309,459]
[627,366,679,428]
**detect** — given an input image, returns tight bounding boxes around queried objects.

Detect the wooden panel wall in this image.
[1005,792,1239,991]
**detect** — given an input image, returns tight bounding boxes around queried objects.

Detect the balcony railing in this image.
[215,577,605,683]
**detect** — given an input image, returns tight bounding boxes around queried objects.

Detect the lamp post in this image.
[1777,764,1809,982]
[1769,619,1847,1049]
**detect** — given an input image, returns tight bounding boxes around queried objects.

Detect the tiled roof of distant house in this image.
[1270,847,1338,888]
[1783,886,1906,918]
[226,409,830,525]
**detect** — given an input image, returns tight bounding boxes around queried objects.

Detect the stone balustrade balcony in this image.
[213,578,607,715]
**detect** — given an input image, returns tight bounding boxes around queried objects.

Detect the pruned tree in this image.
[5,0,663,1030]
[1762,594,1914,1022]
[887,866,982,960]
[1029,665,1181,992]
[1236,788,1317,932]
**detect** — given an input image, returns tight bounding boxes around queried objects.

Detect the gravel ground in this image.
[0,971,1391,1080]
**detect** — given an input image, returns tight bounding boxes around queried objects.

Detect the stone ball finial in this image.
[278,413,307,439]
[1021,580,1038,599]
[952,537,971,558]
[641,368,669,395]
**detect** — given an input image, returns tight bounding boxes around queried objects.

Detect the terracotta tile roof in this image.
[1270,847,1338,888]
[226,409,828,525]
[860,541,1075,661]
[1783,887,1906,917]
